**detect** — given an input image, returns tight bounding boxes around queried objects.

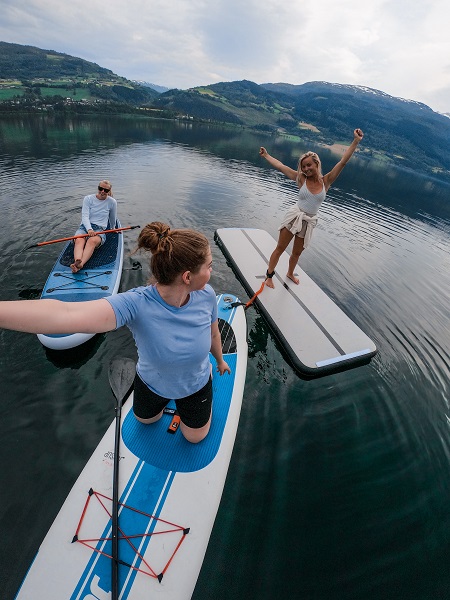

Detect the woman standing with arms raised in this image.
[259,128,364,288]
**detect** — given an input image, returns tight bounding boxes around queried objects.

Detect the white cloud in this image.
[0,0,450,112]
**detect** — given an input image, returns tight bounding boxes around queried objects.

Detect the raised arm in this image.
[324,129,364,188]
[259,147,298,181]
[0,298,116,335]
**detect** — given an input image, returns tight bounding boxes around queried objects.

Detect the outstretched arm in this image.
[259,147,298,181]
[324,129,364,188]
[0,298,116,334]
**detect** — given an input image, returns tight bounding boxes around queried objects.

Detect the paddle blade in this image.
[108,358,136,402]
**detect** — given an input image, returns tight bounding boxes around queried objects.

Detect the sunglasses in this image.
[98,186,111,193]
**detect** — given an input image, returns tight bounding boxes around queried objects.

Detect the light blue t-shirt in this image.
[106,284,218,399]
[81,194,117,230]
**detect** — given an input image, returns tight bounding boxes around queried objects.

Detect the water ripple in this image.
[1,118,450,600]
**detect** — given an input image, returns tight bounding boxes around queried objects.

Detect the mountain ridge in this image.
[262,81,435,110]
[152,79,450,178]
[0,41,158,105]
[1,42,450,180]
[132,81,170,94]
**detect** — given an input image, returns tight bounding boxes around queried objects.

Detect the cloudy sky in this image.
[2,0,450,113]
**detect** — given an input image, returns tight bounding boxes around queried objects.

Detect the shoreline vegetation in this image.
[1,69,450,182]
[0,107,446,182]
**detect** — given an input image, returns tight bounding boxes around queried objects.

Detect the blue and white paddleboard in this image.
[16,294,247,600]
[215,227,377,377]
[37,220,124,350]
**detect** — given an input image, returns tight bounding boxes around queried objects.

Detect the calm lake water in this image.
[1,114,450,600]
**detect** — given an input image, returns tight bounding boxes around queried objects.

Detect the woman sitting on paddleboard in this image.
[0,222,230,443]
[259,128,364,288]
[71,180,117,273]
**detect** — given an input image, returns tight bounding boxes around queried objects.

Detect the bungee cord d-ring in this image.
[229,270,275,310]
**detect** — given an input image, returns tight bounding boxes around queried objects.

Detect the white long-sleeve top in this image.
[81,194,117,231]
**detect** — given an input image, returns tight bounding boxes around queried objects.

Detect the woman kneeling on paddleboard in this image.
[0,222,230,443]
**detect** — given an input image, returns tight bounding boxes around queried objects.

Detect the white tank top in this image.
[297,181,326,215]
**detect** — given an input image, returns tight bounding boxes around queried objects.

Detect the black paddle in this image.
[108,357,136,600]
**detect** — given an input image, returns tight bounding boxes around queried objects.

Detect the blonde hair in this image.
[297,151,323,181]
[136,222,210,285]
[99,180,113,196]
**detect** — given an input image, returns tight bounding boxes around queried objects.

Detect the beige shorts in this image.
[283,218,308,238]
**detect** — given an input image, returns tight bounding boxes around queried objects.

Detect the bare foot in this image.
[70,259,82,273]
[265,278,275,289]
[286,273,299,285]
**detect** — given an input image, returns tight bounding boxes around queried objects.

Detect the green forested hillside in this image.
[263,82,450,172]
[2,42,450,179]
[154,80,450,177]
[0,41,158,105]
[152,80,295,129]
[0,41,115,79]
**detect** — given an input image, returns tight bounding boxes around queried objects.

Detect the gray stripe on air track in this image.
[240,228,346,355]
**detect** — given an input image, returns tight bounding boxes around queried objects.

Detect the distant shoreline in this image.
[321,142,348,156]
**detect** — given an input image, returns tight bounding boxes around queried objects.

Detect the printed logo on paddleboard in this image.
[81,574,109,599]
[103,450,124,464]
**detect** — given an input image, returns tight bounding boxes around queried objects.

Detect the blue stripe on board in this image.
[120,469,176,598]
[70,464,175,600]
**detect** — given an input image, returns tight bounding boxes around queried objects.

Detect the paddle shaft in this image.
[108,358,136,600]
[111,399,123,600]
[28,225,140,248]
[110,405,176,596]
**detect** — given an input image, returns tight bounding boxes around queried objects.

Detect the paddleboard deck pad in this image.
[215,227,377,377]
[37,220,124,350]
[16,293,247,600]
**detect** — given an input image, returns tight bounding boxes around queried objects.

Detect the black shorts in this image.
[133,373,212,429]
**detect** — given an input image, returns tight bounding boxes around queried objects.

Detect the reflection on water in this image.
[0,115,449,600]
[44,334,106,370]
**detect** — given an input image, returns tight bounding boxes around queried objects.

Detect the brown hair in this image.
[136,221,210,285]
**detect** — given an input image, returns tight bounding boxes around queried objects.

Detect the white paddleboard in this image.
[15,293,247,600]
[37,220,124,350]
[215,227,376,377]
